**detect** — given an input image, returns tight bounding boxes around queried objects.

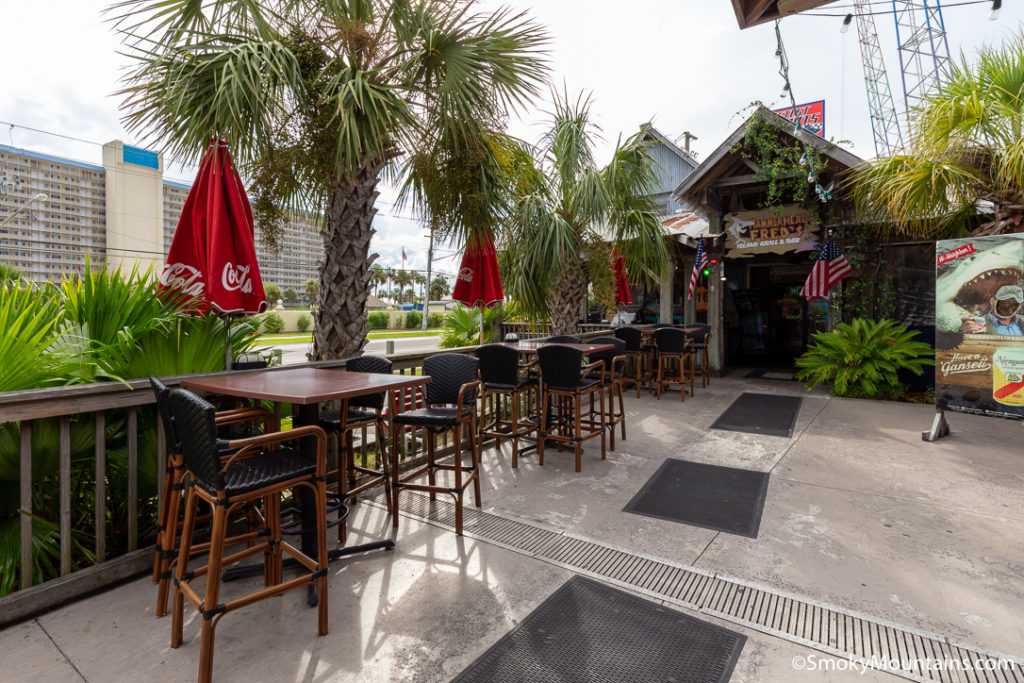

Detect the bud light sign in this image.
[773,100,825,138]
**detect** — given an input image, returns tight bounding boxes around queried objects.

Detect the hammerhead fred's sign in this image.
[723,206,819,258]
[936,234,1024,420]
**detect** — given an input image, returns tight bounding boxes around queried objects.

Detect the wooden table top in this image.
[181,367,430,404]
[503,342,615,355]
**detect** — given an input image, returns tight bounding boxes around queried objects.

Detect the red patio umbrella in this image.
[614,252,632,306]
[159,140,266,366]
[452,232,504,344]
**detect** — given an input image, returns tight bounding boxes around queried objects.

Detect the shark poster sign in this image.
[936,234,1024,420]
[723,206,819,258]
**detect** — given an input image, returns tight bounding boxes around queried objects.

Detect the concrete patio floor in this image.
[3,371,1023,682]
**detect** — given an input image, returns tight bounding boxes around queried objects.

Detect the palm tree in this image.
[114,0,548,359]
[429,276,451,301]
[413,272,427,303]
[303,278,318,308]
[393,269,414,304]
[499,90,669,334]
[369,264,387,298]
[850,34,1024,237]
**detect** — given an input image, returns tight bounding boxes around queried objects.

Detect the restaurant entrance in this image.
[726,260,828,366]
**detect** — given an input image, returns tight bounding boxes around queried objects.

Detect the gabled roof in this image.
[643,126,699,169]
[729,0,840,30]
[671,107,863,215]
[662,212,712,248]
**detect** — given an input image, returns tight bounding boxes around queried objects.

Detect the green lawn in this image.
[254,329,440,345]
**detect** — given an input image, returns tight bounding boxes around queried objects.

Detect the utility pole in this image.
[421,223,434,331]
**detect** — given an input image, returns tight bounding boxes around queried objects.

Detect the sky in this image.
[0,0,1020,279]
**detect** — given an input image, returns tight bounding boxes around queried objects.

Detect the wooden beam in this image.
[746,0,777,22]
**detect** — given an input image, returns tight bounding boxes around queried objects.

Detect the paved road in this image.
[260,335,442,365]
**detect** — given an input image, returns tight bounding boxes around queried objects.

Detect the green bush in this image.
[368,311,389,329]
[405,310,422,329]
[261,313,285,334]
[296,313,312,332]
[795,318,934,399]
[428,312,443,328]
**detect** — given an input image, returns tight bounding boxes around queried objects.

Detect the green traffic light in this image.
[702,268,710,277]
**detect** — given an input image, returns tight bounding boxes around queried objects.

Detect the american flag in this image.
[401,247,407,263]
[801,236,852,301]
[688,237,709,302]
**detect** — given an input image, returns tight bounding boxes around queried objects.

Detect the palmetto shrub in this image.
[296,313,312,332]
[405,310,422,329]
[795,318,934,399]
[261,312,285,334]
[0,263,258,595]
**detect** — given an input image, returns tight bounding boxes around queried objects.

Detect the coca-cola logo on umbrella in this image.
[221,263,253,294]
[458,267,474,283]
[160,263,205,297]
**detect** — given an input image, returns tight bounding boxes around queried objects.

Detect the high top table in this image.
[182,366,430,603]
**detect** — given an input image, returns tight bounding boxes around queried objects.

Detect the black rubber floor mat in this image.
[710,392,802,437]
[453,576,746,683]
[742,369,800,382]
[623,459,770,538]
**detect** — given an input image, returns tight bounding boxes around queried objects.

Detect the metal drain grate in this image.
[367,491,1024,683]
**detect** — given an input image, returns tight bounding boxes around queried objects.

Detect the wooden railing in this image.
[0,331,612,624]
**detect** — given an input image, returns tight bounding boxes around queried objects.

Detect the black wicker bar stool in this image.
[149,376,276,618]
[391,353,481,535]
[167,388,329,683]
[653,327,695,401]
[536,345,606,472]
[586,337,628,450]
[477,344,538,467]
[614,326,653,397]
[318,355,393,540]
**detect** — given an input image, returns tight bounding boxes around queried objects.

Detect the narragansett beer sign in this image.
[935,233,1024,420]
[723,206,819,258]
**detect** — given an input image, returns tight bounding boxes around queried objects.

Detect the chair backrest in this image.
[652,323,675,329]
[476,344,520,387]
[345,355,393,410]
[232,353,268,371]
[684,326,710,345]
[537,345,583,390]
[654,327,689,354]
[168,388,224,490]
[149,376,180,454]
[546,335,581,344]
[588,336,625,370]
[614,326,643,353]
[423,353,479,405]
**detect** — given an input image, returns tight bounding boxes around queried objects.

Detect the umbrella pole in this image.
[479,306,485,346]
[225,317,232,370]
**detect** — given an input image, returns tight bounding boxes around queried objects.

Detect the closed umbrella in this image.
[159,140,266,367]
[613,251,631,325]
[452,232,504,344]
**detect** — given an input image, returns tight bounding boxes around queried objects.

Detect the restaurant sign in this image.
[936,234,1024,420]
[723,206,819,258]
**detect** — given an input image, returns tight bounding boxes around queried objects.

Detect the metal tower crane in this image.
[851,0,905,156]
[891,0,952,120]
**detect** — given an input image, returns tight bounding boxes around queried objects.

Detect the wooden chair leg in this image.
[573,393,582,473]
[470,413,482,508]
[538,390,548,466]
[171,485,198,649]
[453,423,463,535]
[196,502,228,683]
[426,431,437,501]
[614,382,622,440]
[511,391,520,468]
[314,480,329,636]
[598,388,607,460]
[153,461,175,583]
[606,383,616,451]
[375,417,393,514]
[155,462,183,617]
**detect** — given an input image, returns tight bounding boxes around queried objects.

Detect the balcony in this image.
[1,368,1022,681]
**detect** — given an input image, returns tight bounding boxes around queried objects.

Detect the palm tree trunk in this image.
[313,160,383,360]
[548,252,588,335]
